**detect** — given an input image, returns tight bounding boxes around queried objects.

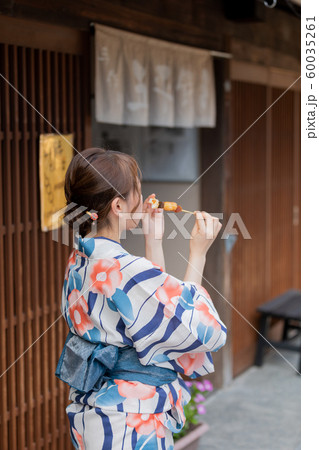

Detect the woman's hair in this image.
[64,148,142,237]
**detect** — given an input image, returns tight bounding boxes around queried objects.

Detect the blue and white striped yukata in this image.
[58,233,227,449]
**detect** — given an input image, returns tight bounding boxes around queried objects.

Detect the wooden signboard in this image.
[39,133,74,231]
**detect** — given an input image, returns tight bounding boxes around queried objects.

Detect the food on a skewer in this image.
[148,198,181,212]
[149,197,160,209]
[160,201,182,212]
[148,198,193,214]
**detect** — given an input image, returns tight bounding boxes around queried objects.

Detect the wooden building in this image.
[0,1,300,448]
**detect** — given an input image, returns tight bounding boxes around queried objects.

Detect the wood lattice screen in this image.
[0,40,88,449]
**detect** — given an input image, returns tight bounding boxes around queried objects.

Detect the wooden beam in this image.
[0,15,85,54]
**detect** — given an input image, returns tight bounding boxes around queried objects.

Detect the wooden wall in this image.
[0,0,300,70]
[227,63,301,377]
[200,53,300,381]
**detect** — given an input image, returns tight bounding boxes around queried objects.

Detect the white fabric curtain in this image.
[94,24,216,128]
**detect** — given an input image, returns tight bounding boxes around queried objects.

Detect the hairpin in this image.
[86,211,98,221]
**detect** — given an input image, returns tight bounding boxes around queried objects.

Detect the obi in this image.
[55,330,177,393]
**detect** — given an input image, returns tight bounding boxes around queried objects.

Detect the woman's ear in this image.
[110,197,123,217]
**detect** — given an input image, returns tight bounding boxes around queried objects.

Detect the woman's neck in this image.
[92,226,121,243]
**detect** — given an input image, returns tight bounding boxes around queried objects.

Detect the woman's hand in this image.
[190,211,222,257]
[142,193,164,242]
[184,211,222,284]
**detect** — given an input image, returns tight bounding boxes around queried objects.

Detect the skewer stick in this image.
[181,209,195,215]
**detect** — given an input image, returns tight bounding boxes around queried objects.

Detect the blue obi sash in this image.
[55,330,177,393]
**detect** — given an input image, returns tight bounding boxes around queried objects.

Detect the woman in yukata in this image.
[56,147,227,449]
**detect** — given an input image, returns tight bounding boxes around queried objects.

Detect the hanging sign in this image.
[39,133,74,231]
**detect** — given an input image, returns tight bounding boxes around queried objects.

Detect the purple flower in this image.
[197,404,206,415]
[194,394,206,403]
[203,379,213,392]
[195,381,205,392]
[185,381,193,388]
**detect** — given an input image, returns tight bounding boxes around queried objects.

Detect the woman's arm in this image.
[183,253,206,284]
[142,194,166,271]
[114,254,227,374]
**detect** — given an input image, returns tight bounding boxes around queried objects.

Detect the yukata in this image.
[57,233,227,449]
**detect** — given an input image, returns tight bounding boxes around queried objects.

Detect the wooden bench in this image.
[254,289,301,373]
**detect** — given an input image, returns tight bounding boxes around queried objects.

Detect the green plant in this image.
[173,379,213,441]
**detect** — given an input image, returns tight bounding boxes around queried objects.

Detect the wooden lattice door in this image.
[0,17,90,449]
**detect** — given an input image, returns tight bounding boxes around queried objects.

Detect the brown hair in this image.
[64,148,142,237]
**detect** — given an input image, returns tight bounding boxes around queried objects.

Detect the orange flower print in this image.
[114,379,156,400]
[72,427,85,450]
[89,259,122,297]
[176,352,206,376]
[175,388,185,423]
[64,250,76,281]
[168,391,174,406]
[153,414,166,439]
[68,289,94,336]
[195,300,221,329]
[155,276,183,318]
[126,412,166,438]
[151,261,164,272]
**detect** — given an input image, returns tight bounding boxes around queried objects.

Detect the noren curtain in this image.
[94,23,216,128]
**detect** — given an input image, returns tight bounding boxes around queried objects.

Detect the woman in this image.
[56,147,227,449]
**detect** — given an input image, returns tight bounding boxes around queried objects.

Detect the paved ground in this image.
[198,336,301,450]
